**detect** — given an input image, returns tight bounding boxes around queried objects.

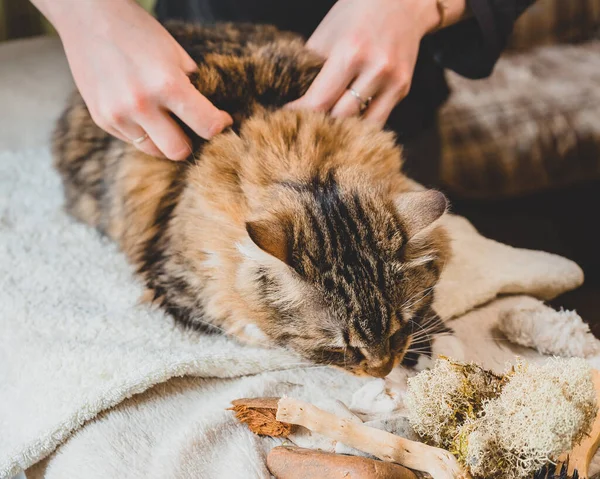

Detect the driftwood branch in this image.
[566,371,600,478]
[276,397,471,479]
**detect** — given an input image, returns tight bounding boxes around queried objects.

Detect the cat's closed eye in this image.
[319,346,364,364]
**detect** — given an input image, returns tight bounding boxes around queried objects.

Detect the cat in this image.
[53,22,451,378]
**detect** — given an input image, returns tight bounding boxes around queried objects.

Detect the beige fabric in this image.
[440,40,600,199]
[27,297,600,479]
[0,144,585,478]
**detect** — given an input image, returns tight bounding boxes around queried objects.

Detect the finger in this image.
[178,44,199,74]
[363,82,410,128]
[132,136,165,158]
[88,110,132,144]
[330,71,382,119]
[137,109,193,161]
[114,122,165,158]
[103,125,130,143]
[168,80,233,140]
[286,52,359,113]
[93,108,165,157]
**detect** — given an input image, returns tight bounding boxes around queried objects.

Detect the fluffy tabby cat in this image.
[53,22,451,378]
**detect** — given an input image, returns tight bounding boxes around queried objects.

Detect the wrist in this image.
[405,0,466,35]
[401,0,443,36]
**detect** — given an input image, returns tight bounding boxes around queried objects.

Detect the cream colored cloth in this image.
[0,143,585,478]
[28,297,600,479]
[0,36,591,479]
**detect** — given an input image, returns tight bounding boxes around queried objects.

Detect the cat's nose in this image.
[365,356,395,378]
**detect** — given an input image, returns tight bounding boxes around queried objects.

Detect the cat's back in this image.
[167,21,323,124]
[52,22,324,257]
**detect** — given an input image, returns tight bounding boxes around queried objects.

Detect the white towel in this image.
[0,145,587,478]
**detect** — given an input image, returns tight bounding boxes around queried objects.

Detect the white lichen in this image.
[466,358,597,479]
[405,357,598,479]
[405,357,503,449]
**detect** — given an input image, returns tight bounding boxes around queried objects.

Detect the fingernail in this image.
[221,111,233,128]
[207,114,233,138]
[171,144,193,161]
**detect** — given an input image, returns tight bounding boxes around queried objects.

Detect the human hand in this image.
[287,0,442,127]
[49,0,232,160]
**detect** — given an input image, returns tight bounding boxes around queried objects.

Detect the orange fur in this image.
[53,23,451,377]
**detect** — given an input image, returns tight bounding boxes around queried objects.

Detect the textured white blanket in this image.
[0,141,591,478]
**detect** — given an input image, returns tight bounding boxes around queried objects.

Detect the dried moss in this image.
[405,357,504,449]
[405,357,597,479]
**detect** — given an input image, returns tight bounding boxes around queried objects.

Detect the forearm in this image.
[29,0,140,34]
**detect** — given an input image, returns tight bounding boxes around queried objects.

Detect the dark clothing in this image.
[156,0,535,140]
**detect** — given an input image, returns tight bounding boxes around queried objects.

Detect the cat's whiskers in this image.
[410,326,449,342]
[404,315,453,359]
[409,313,447,333]
[402,285,435,306]
[407,316,437,340]
[401,286,436,312]
[407,337,441,351]
[405,344,438,353]
[405,349,434,355]
[412,334,453,344]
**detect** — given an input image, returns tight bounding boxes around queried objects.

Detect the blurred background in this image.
[1,0,599,322]
[0,0,156,41]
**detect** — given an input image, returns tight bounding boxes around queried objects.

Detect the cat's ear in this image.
[394,190,447,239]
[246,219,292,266]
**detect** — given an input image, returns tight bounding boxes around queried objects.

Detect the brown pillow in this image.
[439,41,600,199]
[509,0,600,51]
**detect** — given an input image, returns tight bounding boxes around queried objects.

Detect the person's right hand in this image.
[50,0,232,160]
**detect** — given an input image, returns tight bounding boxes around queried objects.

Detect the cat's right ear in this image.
[245,219,293,266]
[393,190,447,239]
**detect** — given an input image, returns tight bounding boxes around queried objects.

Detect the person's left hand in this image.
[286,0,440,127]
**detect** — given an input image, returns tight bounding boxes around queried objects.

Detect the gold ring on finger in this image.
[349,88,373,112]
[132,133,149,145]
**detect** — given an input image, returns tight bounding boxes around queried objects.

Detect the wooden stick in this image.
[276,397,471,479]
[229,397,294,437]
[267,446,419,479]
[567,370,600,478]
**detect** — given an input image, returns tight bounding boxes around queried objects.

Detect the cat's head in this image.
[239,175,450,378]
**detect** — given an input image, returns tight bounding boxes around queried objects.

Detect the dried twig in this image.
[566,371,600,478]
[275,397,471,479]
[229,397,294,437]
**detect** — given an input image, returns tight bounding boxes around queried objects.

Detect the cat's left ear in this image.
[246,219,293,266]
[394,190,447,239]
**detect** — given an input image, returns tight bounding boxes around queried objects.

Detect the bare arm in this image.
[31,0,232,161]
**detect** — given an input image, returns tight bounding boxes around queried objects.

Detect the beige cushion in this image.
[439,40,600,199]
